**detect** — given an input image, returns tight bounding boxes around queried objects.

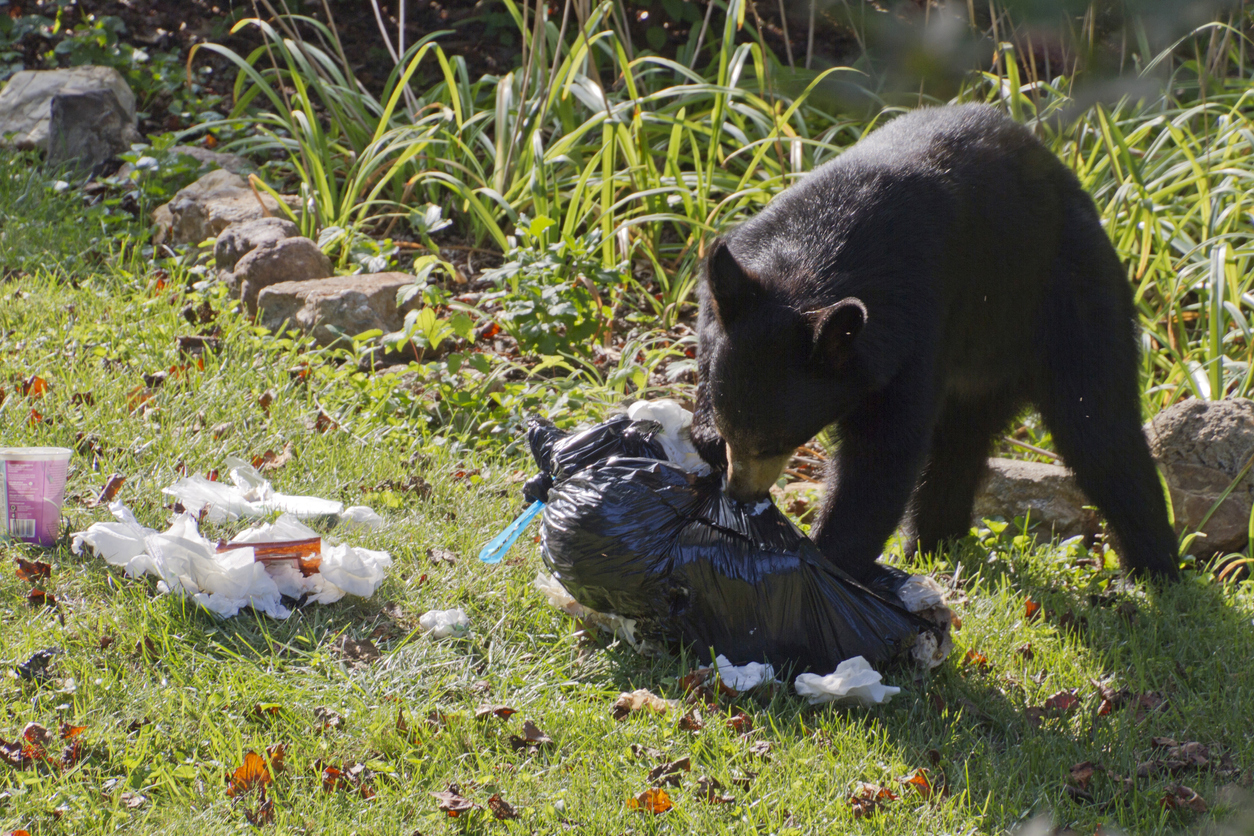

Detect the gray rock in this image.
[168,145,254,176]
[236,237,333,315]
[0,66,135,150]
[154,169,303,246]
[46,88,138,173]
[972,457,1099,541]
[214,217,300,273]
[257,272,420,347]
[1145,398,1254,555]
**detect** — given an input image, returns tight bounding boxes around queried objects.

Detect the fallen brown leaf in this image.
[226,751,271,797]
[612,689,675,720]
[432,784,476,817]
[897,768,933,798]
[509,720,553,753]
[678,709,705,732]
[963,649,992,672]
[727,710,753,735]
[1161,784,1207,813]
[648,756,691,785]
[626,787,672,814]
[14,558,51,583]
[90,474,126,506]
[1070,761,1098,790]
[487,793,519,820]
[474,705,517,721]
[697,775,735,804]
[848,782,898,819]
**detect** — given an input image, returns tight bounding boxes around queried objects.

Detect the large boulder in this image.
[1145,398,1254,555]
[972,457,1099,541]
[257,273,420,347]
[47,88,138,173]
[214,217,300,273]
[153,169,302,246]
[236,237,333,315]
[0,66,135,150]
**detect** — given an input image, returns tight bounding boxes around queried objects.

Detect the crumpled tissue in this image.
[793,656,902,706]
[162,456,384,528]
[418,608,470,639]
[72,502,392,619]
[713,655,775,691]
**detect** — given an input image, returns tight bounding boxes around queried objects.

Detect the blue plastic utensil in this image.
[478,500,545,563]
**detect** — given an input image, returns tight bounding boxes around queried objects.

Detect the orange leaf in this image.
[59,723,86,740]
[627,787,672,814]
[727,710,753,735]
[897,769,933,798]
[963,649,991,671]
[1024,599,1040,620]
[20,375,48,399]
[91,474,126,506]
[226,751,272,797]
[15,558,51,583]
[27,589,56,607]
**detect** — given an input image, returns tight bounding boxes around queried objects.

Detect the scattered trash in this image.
[418,608,469,639]
[162,456,378,526]
[533,571,641,647]
[794,657,901,706]
[524,403,940,674]
[72,503,391,619]
[713,655,775,691]
[1,446,72,546]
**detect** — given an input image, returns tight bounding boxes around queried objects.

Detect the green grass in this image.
[2,156,1254,836]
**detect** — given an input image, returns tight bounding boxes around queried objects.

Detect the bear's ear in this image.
[705,239,759,325]
[808,297,867,369]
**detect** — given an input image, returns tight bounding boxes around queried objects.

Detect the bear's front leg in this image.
[811,375,935,584]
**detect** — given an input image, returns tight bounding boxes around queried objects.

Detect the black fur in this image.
[693,103,1180,582]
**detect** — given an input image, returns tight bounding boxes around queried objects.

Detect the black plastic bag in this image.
[527,416,933,673]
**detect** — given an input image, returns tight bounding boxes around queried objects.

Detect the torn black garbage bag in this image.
[528,417,933,673]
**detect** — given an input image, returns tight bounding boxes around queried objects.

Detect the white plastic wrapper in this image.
[161,456,377,526]
[713,655,776,691]
[419,608,470,639]
[532,571,642,648]
[340,505,385,531]
[625,399,712,476]
[72,504,392,619]
[897,574,956,669]
[793,656,902,706]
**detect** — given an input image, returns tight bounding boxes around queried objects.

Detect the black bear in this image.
[692,103,1180,583]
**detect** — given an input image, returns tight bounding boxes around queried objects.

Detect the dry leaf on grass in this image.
[226,751,271,797]
[1161,784,1207,813]
[626,787,672,814]
[848,782,898,819]
[612,689,676,720]
[14,558,50,583]
[487,793,519,820]
[433,784,477,817]
[474,705,517,721]
[727,710,753,735]
[90,474,126,506]
[647,756,691,786]
[697,776,735,804]
[509,720,553,753]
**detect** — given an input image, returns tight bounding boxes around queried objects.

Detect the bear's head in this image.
[699,239,867,503]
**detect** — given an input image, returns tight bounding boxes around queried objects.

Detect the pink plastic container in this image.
[1,447,71,547]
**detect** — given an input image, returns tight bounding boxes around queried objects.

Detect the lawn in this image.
[1,151,1251,836]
